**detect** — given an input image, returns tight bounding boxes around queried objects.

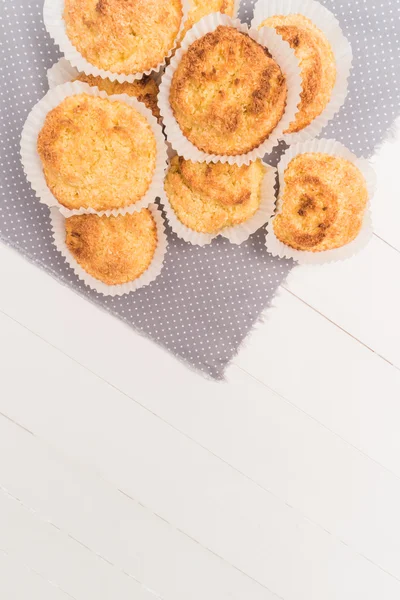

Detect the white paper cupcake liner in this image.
[46,57,163,109]
[47,57,79,89]
[159,13,302,166]
[265,138,376,265]
[21,81,168,218]
[252,0,353,144]
[46,0,242,88]
[47,59,162,121]
[233,0,241,18]
[43,0,190,83]
[160,160,277,246]
[50,203,167,296]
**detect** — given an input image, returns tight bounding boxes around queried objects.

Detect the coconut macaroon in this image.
[169,26,287,156]
[37,94,157,212]
[164,156,267,233]
[64,0,184,75]
[177,0,235,45]
[258,14,336,133]
[65,209,158,285]
[273,153,368,252]
[75,73,161,120]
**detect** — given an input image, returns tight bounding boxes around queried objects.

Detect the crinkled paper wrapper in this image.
[159,13,302,166]
[51,203,167,296]
[160,161,277,246]
[252,0,353,144]
[43,0,191,82]
[265,138,376,264]
[20,81,168,218]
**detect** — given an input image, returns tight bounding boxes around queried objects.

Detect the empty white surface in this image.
[0,129,399,598]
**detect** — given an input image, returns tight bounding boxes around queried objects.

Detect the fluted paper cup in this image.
[159,13,302,166]
[50,203,167,296]
[160,160,277,246]
[47,57,79,89]
[266,138,376,264]
[21,81,168,218]
[43,0,190,83]
[252,0,353,144]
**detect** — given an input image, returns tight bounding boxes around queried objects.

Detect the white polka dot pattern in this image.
[1,1,399,378]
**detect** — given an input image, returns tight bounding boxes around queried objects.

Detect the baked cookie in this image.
[37,93,157,212]
[75,73,160,121]
[273,153,368,252]
[65,209,158,285]
[164,156,266,233]
[169,26,287,156]
[64,0,184,75]
[259,14,336,133]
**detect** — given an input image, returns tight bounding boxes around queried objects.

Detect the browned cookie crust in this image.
[164,156,266,233]
[64,0,183,74]
[274,153,368,252]
[259,14,336,133]
[66,209,158,285]
[170,26,287,156]
[37,94,156,212]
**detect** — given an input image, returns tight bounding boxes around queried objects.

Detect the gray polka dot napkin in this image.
[0,1,399,379]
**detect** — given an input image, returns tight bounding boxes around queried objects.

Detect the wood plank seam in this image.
[1,365,400,589]
[4,303,400,489]
[3,297,400,485]
[116,488,285,599]
[0,485,164,600]
[0,470,284,600]
[0,477,283,600]
[276,287,397,371]
[0,548,77,600]
[373,233,400,255]
[234,363,400,482]
[117,450,400,586]
[0,419,283,600]
[0,409,285,599]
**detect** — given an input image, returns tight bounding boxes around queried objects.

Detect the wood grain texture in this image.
[0,417,269,600]
[0,490,159,600]
[0,306,400,599]
[236,288,400,476]
[0,550,72,600]
[283,236,400,367]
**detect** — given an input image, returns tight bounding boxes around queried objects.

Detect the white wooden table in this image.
[0,122,399,599]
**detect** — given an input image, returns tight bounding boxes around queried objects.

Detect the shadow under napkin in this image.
[0,0,399,378]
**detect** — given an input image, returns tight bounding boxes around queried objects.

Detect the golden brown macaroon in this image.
[64,0,183,75]
[259,14,336,133]
[37,93,157,212]
[75,73,161,121]
[177,0,235,45]
[164,156,266,233]
[169,26,287,156]
[65,209,158,285]
[273,153,368,252]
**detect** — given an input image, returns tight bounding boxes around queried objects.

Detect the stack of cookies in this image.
[21,0,375,295]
